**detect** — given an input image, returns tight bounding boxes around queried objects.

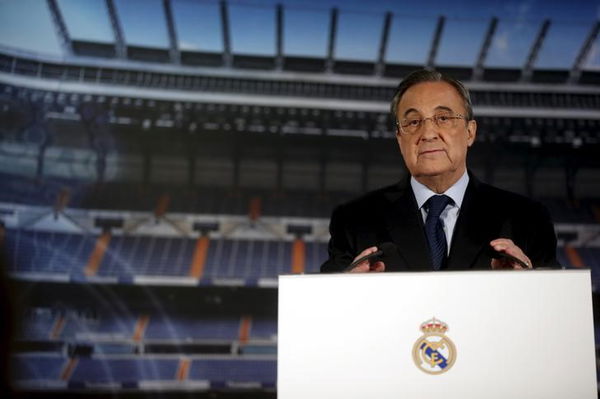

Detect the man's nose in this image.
[419,118,440,140]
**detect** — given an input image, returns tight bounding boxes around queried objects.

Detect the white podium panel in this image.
[278,270,596,399]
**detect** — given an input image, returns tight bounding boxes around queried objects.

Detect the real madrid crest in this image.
[412,317,456,374]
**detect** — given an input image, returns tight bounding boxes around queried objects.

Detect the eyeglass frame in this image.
[395,113,470,136]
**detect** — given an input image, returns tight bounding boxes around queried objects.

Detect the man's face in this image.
[395,81,476,185]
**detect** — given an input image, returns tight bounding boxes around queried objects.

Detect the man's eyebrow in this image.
[434,106,454,113]
[402,108,419,118]
[402,105,455,118]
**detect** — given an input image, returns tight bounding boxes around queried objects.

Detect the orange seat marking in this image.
[50,314,66,340]
[176,358,191,381]
[249,197,261,221]
[291,239,306,274]
[60,358,78,381]
[238,315,252,345]
[155,194,171,218]
[565,244,585,268]
[84,232,111,277]
[189,236,210,278]
[132,314,150,342]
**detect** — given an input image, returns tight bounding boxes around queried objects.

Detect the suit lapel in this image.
[447,177,491,270]
[383,183,432,271]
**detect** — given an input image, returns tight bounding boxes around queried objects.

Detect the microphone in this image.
[344,242,398,272]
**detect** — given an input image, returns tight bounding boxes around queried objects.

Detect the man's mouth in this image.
[419,149,444,156]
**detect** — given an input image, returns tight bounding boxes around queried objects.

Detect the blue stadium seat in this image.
[541,198,596,224]
[19,309,57,340]
[99,235,195,277]
[145,315,241,341]
[305,242,328,273]
[556,247,569,268]
[70,358,179,383]
[189,359,276,385]
[204,239,292,279]
[61,313,137,340]
[4,229,96,275]
[11,355,66,381]
[249,318,277,341]
[0,173,89,207]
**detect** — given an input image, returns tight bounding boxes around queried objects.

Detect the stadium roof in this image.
[0,0,599,82]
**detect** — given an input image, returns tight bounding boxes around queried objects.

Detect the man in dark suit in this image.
[321,70,558,273]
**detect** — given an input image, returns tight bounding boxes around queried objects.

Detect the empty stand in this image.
[19,308,277,346]
[19,309,58,341]
[578,248,600,289]
[99,235,196,277]
[542,198,597,224]
[4,229,96,275]
[4,172,600,224]
[11,355,66,382]
[70,357,179,384]
[305,241,329,273]
[249,318,277,341]
[2,225,329,282]
[12,355,276,388]
[145,315,241,341]
[0,173,349,217]
[60,313,138,340]
[2,2,600,394]
[189,358,276,386]
[204,239,293,279]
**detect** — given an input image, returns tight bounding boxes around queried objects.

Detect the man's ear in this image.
[395,123,403,144]
[396,129,403,153]
[466,119,477,147]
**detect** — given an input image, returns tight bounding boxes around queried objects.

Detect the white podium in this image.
[278,270,596,399]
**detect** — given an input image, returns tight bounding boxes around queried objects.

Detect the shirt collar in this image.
[411,170,469,210]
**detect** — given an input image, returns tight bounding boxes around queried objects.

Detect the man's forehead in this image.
[403,105,454,116]
[397,81,464,114]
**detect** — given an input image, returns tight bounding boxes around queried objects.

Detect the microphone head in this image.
[344,242,400,272]
[377,242,399,264]
[378,242,397,253]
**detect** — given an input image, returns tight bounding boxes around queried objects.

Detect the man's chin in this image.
[413,167,453,178]
[412,165,465,182]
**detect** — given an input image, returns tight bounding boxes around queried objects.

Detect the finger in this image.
[347,246,380,272]
[491,257,521,270]
[490,239,527,260]
[369,261,385,272]
[348,263,370,273]
[499,245,523,259]
[518,255,532,269]
[491,258,509,270]
[496,256,532,269]
[490,238,514,246]
[498,245,529,267]
[352,246,378,262]
[490,248,532,269]
[490,239,516,252]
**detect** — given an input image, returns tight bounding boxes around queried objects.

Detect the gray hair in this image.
[390,69,474,122]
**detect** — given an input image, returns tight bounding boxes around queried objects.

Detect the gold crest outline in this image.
[412,319,456,375]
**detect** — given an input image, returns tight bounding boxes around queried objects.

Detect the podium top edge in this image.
[278,268,590,280]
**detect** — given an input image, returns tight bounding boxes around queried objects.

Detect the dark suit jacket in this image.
[321,174,559,272]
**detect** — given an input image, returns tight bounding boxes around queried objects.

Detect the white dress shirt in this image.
[410,171,469,254]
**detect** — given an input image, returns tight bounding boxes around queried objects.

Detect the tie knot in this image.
[426,195,452,218]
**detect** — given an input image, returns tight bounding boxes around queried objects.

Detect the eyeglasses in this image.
[397,113,468,135]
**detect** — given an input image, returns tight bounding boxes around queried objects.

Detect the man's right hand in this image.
[347,246,386,273]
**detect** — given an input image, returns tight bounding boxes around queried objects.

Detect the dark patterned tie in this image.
[425,195,452,270]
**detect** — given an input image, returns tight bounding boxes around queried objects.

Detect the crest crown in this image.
[420,317,448,333]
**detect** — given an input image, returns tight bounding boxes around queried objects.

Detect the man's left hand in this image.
[490,238,532,269]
